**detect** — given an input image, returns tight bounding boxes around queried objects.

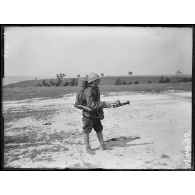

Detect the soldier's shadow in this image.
[94,136,153,150]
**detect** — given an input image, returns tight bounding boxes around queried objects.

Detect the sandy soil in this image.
[3,91,192,169]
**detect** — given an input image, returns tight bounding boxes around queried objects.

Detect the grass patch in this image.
[100,82,191,94]
[3,86,77,101]
[4,130,82,150]
[4,109,58,124]
[4,130,76,166]
[3,82,192,101]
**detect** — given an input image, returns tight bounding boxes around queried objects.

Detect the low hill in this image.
[4,78,70,88]
[3,76,35,85]
[4,79,43,88]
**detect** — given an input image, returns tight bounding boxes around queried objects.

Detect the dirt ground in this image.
[3,90,192,169]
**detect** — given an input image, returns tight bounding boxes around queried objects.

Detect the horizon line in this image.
[4,73,192,78]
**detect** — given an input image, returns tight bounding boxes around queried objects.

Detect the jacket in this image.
[82,85,104,119]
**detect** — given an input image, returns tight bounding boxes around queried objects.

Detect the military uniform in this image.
[82,84,105,133]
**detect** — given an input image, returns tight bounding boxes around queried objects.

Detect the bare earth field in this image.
[3,89,191,169]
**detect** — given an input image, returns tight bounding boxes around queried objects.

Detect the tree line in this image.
[114,76,192,85]
[36,73,106,87]
[36,73,78,87]
[36,71,192,87]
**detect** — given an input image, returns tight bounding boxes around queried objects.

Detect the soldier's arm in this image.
[85,89,103,110]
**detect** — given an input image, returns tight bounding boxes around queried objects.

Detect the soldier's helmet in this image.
[88,73,100,83]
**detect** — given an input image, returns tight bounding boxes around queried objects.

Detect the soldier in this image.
[82,73,112,155]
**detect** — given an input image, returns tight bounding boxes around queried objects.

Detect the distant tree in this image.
[159,76,170,83]
[159,76,165,83]
[49,79,56,86]
[115,78,122,85]
[101,73,104,77]
[69,78,78,86]
[128,71,133,83]
[56,74,61,86]
[56,73,66,86]
[36,83,42,87]
[59,73,66,77]
[77,74,80,78]
[128,81,132,85]
[122,81,127,85]
[128,71,133,76]
[134,80,139,84]
[181,77,192,82]
[86,74,88,78]
[165,77,171,83]
[176,70,182,76]
[63,81,69,86]
[41,80,48,87]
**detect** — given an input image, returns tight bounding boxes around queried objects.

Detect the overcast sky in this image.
[4,26,192,78]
